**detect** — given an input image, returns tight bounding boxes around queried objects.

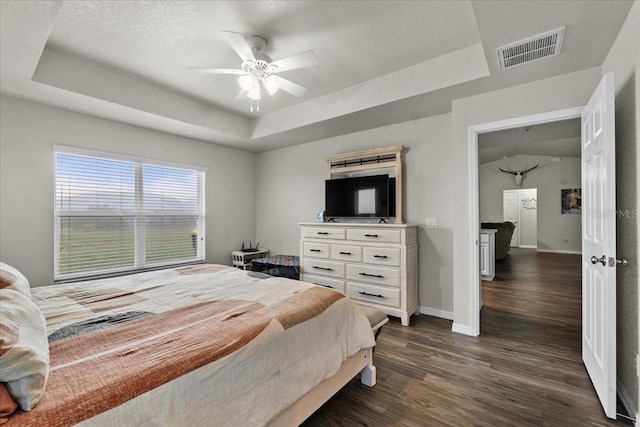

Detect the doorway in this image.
[466,106,583,337]
[467,73,619,420]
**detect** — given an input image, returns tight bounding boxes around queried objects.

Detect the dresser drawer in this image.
[303,259,345,279]
[303,242,330,259]
[302,227,345,240]
[347,228,401,243]
[346,264,400,287]
[363,247,401,267]
[303,274,345,293]
[331,244,362,262]
[347,282,400,308]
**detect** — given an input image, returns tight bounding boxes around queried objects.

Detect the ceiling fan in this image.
[189,31,319,111]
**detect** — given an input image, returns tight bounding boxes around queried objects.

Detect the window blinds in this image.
[54,148,205,280]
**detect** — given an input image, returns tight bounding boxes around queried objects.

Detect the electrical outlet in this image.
[560,238,569,243]
[425,218,438,229]
[636,354,640,378]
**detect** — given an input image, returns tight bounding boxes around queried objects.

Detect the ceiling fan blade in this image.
[220,30,255,62]
[277,77,307,97]
[188,67,247,75]
[270,50,318,72]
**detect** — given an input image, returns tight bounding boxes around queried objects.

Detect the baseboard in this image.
[617,381,638,425]
[536,249,582,255]
[419,306,453,320]
[518,245,538,249]
[451,322,477,336]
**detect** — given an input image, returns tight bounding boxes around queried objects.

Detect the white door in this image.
[503,190,519,247]
[518,188,538,249]
[582,73,616,419]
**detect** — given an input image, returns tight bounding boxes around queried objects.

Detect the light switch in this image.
[425,218,438,229]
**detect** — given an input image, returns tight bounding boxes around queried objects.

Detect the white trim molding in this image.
[452,322,476,336]
[420,306,454,320]
[518,245,538,249]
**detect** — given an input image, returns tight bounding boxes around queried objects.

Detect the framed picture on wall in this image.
[561,188,581,214]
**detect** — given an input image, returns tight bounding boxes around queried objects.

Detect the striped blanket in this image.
[8,265,375,426]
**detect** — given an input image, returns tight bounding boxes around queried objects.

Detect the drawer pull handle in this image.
[316,283,333,289]
[364,234,379,238]
[317,232,329,235]
[339,251,352,255]
[359,291,384,299]
[309,249,321,252]
[373,255,388,259]
[359,272,384,278]
[313,266,333,271]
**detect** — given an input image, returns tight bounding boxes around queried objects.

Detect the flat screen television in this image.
[325,174,395,219]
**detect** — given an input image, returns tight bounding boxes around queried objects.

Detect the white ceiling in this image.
[478,118,581,164]
[0,1,633,152]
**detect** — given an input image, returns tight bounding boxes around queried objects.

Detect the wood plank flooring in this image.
[303,248,628,426]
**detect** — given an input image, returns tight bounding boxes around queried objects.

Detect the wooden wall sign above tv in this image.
[326,145,404,224]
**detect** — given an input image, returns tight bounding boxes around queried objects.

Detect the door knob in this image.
[591,255,606,266]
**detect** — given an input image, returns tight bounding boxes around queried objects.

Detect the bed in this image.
[0,262,378,426]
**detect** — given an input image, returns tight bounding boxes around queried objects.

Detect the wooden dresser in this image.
[300,222,419,326]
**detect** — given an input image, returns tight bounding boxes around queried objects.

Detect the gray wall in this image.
[256,113,455,317]
[480,155,582,252]
[451,67,603,333]
[602,0,639,415]
[613,71,638,423]
[0,96,257,286]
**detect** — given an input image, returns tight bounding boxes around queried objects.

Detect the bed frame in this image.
[269,347,376,426]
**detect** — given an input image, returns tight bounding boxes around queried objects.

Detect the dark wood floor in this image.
[303,248,628,426]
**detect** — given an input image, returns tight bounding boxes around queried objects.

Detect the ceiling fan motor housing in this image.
[241,36,277,76]
[241,59,277,76]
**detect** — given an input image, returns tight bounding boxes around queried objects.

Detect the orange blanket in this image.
[9,287,343,427]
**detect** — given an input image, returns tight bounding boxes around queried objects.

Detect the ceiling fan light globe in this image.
[247,86,261,100]
[263,75,280,95]
[238,75,256,91]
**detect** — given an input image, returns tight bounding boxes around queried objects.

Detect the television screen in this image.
[325,174,393,218]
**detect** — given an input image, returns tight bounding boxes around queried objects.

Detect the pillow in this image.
[0,289,49,411]
[0,263,30,298]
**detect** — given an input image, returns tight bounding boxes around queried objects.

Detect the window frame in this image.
[53,145,206,282]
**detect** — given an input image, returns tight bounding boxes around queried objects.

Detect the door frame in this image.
[466,106,584,336]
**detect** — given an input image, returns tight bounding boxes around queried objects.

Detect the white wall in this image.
[480,155,582,252]
[0,96,257,286]
[256,113,455,317]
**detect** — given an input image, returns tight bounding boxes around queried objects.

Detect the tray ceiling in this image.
[0,1,633,152]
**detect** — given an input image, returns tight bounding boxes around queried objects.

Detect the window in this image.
[54,146,205,281]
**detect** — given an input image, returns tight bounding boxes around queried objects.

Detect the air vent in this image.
[497,27,565,70]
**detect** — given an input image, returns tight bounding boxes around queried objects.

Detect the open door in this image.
[582,73,616,419]
[503,190,519,247]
